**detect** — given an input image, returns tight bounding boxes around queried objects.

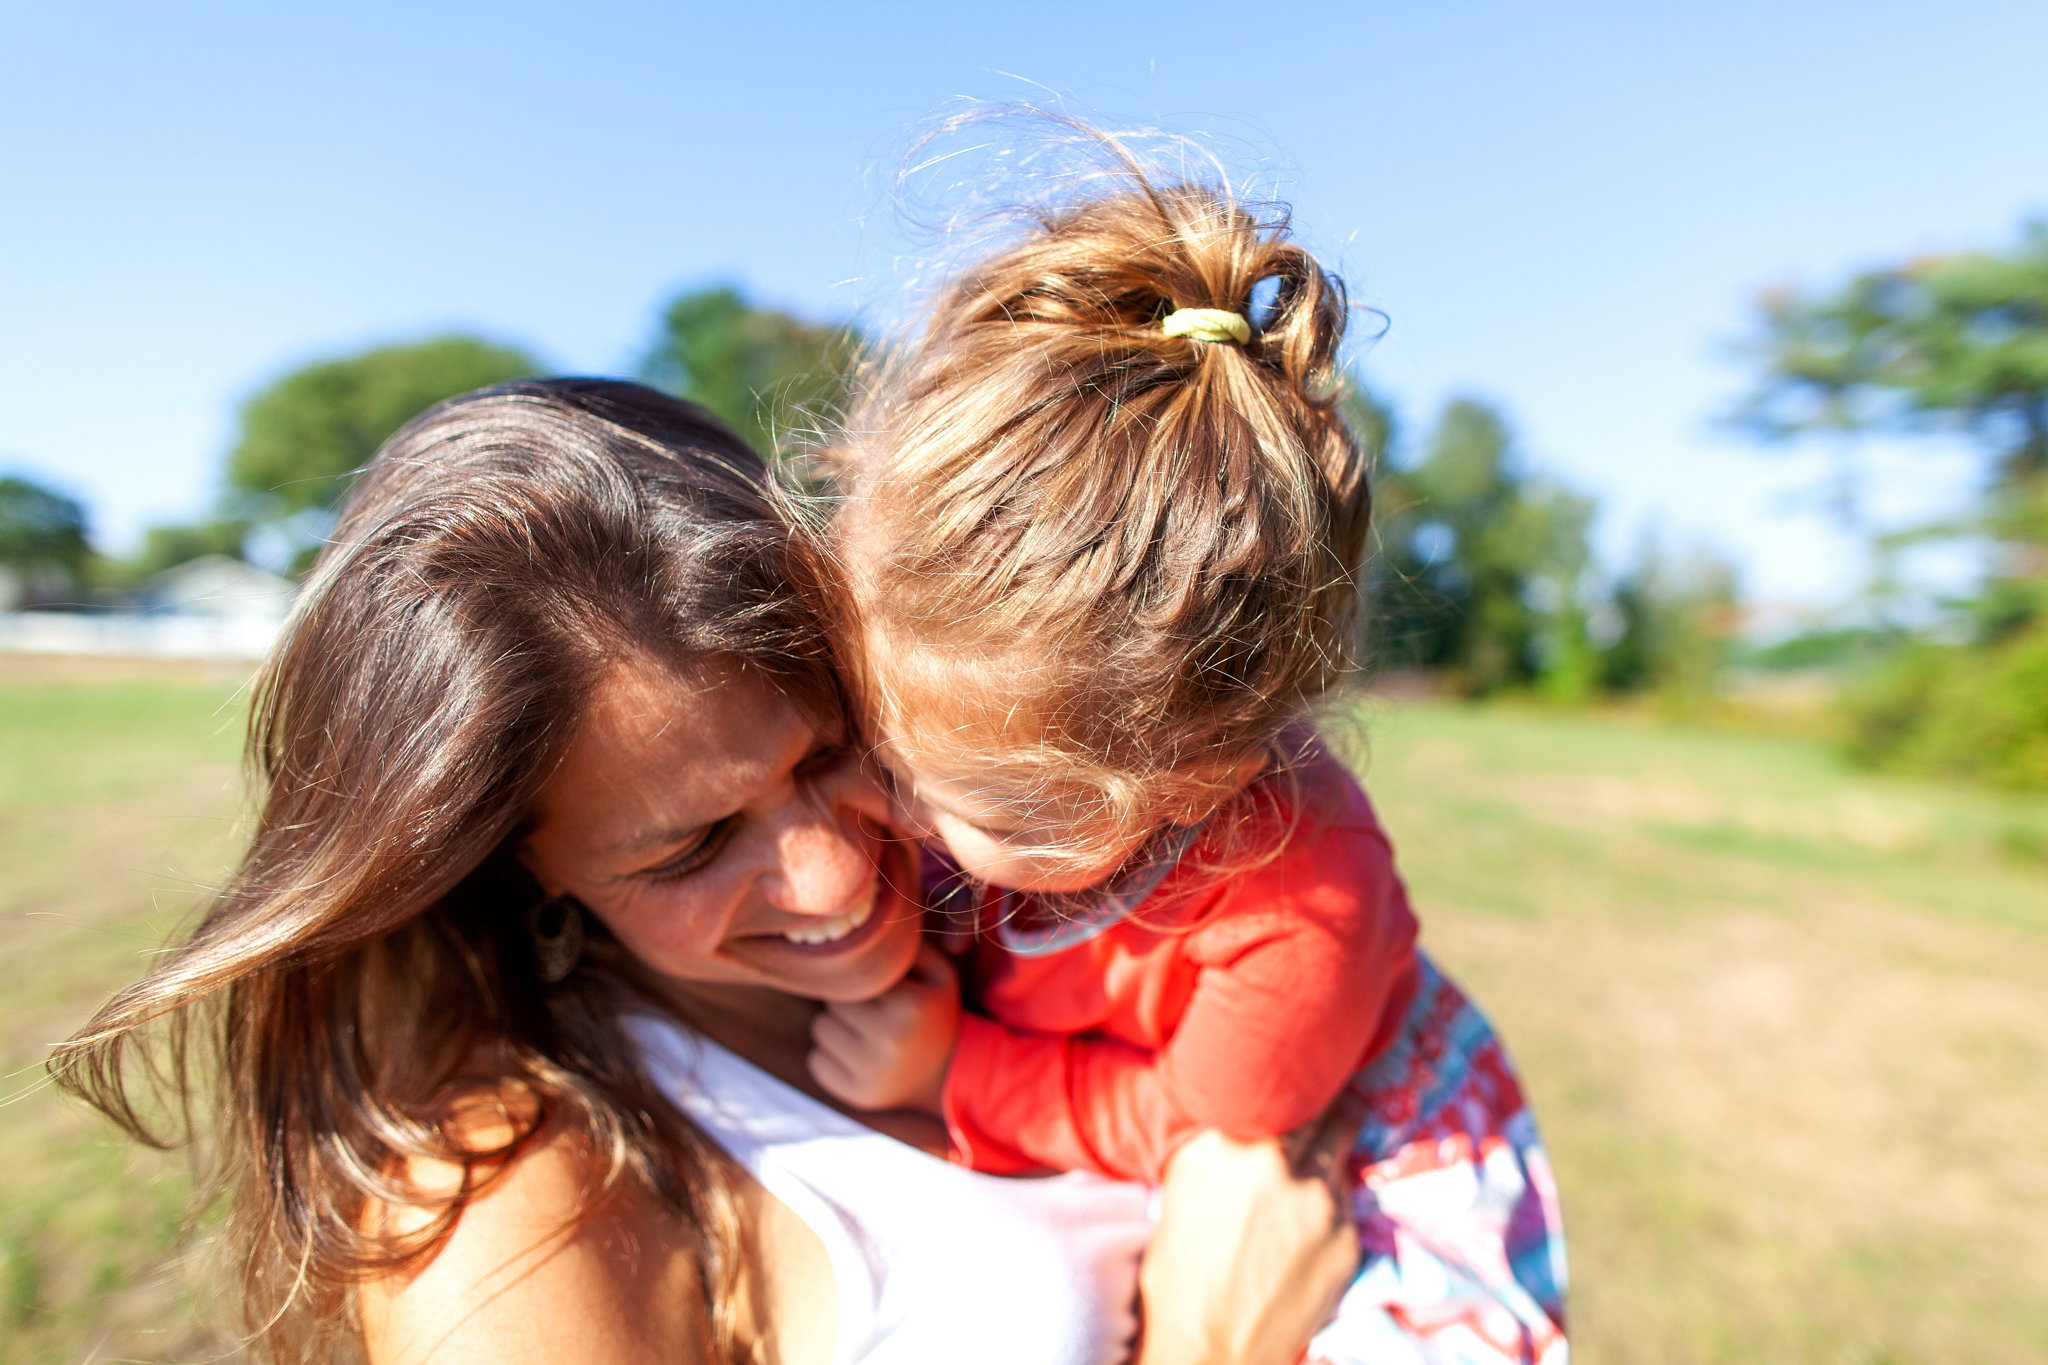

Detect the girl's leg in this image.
[1305,954,1568,1365]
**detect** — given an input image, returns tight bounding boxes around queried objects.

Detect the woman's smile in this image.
[773,874,877,945]
[521,659,924,1004]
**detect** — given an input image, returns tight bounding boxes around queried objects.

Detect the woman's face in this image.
[520,659,923,1005]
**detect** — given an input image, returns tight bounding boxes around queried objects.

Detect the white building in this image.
[0,555,297,659]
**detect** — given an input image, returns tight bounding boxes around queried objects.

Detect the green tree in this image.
[639,287,859,460]
[229,335,539,514]
[1842,627,2048,788]
[1369,399,1597,695]
[1343,383,1397,474]
[1735,220,2048,635]
[0,476,89,575]
[0,476,90,604]
[1738,220,2048,784]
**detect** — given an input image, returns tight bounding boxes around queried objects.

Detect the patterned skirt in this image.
[1306,954,1570,1365]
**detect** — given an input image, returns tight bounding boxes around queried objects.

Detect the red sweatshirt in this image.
[939,748,1421,1183]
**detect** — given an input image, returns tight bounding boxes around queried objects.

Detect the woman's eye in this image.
[796,740,851,780]
[645,819,736,883]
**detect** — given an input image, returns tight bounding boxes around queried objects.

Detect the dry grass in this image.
[3,662,2044,1362]
[1351,697,2048,1364]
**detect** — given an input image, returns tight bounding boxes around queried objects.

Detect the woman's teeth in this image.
[781,885,876,945]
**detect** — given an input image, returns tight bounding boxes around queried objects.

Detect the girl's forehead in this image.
[880,754,1030,820]
[861,634,1119,820]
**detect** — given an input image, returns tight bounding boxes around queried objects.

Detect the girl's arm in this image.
[947,817,1418,1181]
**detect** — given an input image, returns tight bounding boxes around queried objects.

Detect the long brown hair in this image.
[50,379,845,1361]
[838,119,1371,872]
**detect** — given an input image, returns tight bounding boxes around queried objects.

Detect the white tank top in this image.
[628,1016,1155,1365]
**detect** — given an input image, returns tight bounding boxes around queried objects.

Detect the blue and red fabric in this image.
[1307,954,1568,1365]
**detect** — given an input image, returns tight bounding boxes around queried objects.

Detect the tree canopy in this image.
[1736,222,2048,603]
[228,335,538,513]
[1738,218,2048,786]
[0,475,90,578]
[639,287,859,460]
[1737,222,2048,482]
[1370,398,1598,694]
[125,520,252,582]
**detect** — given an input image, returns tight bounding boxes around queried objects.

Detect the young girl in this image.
[812,140,1568,1364]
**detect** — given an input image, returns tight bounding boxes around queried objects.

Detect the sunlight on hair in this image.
[832,111,1372,888]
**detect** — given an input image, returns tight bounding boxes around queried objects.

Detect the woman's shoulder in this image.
[356,1091,712,1365]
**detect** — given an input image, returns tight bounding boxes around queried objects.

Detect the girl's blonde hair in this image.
[838,123,1372,871]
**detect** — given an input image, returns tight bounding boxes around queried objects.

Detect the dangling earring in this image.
[528,894,586,984]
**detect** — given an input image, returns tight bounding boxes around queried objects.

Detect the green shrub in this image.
[1843,625,2048,788]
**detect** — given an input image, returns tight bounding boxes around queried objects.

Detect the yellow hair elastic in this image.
[1160,307,1252,346]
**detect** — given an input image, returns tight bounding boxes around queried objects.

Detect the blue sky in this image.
[3,1,2043,611]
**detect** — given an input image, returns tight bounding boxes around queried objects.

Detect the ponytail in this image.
[837,124,1372,868]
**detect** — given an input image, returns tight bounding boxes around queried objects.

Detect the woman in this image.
[53,379,1358,1364]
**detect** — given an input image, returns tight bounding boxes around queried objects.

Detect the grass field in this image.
[1,657,250,1362]
[2,659,2045,1363]
[1348,697,2048,1364]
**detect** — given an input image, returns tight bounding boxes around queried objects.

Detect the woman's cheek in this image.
[596,882,727,970]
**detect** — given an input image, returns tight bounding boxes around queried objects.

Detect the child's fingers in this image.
[805,1044,862,1103]
[810,1003,874,1060]
[823,994,893,1038]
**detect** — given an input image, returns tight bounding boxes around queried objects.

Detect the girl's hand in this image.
[807,942,961,1114]
[1134,1090,1367,1365]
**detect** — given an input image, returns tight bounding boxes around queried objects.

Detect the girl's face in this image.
[521,660,923,1006]
[871,744,1149,894]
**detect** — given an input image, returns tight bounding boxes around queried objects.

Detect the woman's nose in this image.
[757,797,874,917]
